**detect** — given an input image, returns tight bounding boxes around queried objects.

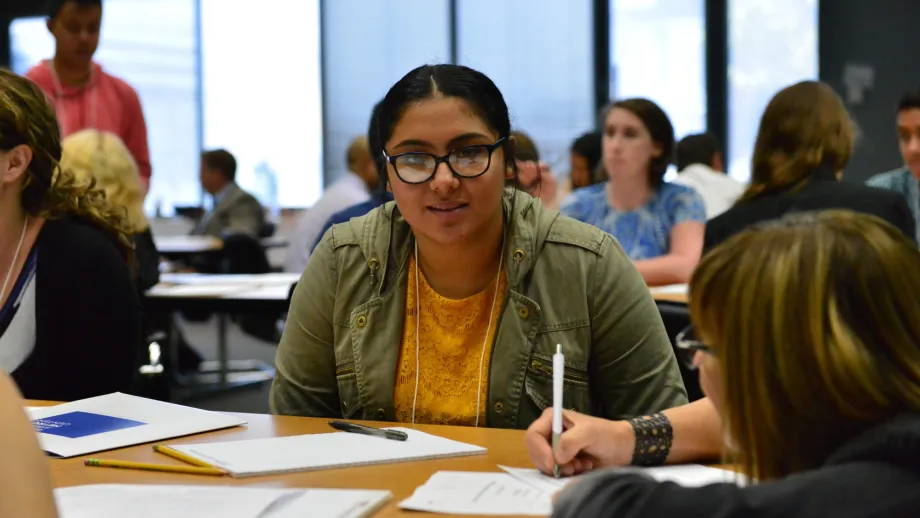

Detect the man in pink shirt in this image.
[26,0,152,189]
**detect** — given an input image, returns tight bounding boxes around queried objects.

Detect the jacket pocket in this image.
[520,356,591,426]
[335,362,363,419]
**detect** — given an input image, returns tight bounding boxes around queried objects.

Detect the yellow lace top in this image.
[393,253,507,426]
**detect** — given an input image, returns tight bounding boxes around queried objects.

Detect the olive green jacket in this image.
[270,190,687,429]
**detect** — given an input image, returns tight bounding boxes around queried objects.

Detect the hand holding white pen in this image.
[552,343,564,478]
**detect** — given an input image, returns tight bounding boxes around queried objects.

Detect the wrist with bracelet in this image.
[627,413,673,466]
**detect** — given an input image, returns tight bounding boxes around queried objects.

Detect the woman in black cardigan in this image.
[704,80,915,251]
[0,69,140,402]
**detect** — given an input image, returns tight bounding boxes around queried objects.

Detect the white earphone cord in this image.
[412,233,505,427]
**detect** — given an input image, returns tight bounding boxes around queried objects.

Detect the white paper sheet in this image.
[170,427,486,477]
[55,485,293,518]
[28,393,246,458]
[399,471,553,516]
[55,485,392,518]
[500,464,741,489]
[267,489,392,518]
[499,465,571,494]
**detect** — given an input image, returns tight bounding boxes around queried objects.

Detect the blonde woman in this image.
[61,129,158,291]
[548,211,920,517]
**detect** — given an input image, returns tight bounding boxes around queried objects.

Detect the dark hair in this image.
[897,89,920,113]
[738,81,852,204]
[571,130,602,172]
[201,149,237,182]
[46,0,102,18]
[366,100,388,201]
[374,64,515,190]
[602,98,675,187]
[511,130,539,162]
[676,133,721,171]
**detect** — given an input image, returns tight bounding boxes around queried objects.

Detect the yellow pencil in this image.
[84,458,227,477]
[153,444,215,468]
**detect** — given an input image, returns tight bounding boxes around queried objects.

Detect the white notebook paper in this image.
[400,471,553,516]
[28,393,247,458]
[55,484,391,518]
[169,427,486,477]
[400,465,741,516]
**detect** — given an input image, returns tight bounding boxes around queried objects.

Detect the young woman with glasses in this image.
[534,211,920,518]
[270,64,688,429]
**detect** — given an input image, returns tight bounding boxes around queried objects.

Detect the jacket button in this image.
[518,307,529,319]
[376,408,386,419]
[513,249,525,261]
[368,258,380,269]
[356,315,367,327]
[494,401,504,413]
[342,400,348,409]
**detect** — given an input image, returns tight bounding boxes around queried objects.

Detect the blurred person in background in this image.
[673,133,744,219]
[285,136,379,273]
[26,0,151,191]
[511,130,559,209]
[867,87,920,243]
[192,149,265,240]
[706,81,914,251]
[311,102,393,254]
[561,98,706,286]
[569,131,605,190]
[61,129,158,292]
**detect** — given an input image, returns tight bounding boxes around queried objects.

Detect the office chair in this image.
[656,300,704,402]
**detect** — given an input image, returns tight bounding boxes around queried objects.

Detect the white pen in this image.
[552,343,564,478]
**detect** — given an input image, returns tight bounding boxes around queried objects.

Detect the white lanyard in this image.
[47,60,98,135]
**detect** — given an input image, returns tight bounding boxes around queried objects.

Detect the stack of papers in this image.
[400,464,740,516]
[55,484,391,518]
[168,427,486,477]
[28,393,246,458]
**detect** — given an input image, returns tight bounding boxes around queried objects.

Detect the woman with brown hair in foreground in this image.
[0,68,141,401]
[0,371,57,517]
[545,210,920,517]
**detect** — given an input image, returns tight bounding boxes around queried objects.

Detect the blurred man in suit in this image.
[193,149,264,239]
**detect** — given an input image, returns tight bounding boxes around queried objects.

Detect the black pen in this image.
[328,420,409,441]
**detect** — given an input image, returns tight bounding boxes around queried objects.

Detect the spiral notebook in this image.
[168,427,486,478]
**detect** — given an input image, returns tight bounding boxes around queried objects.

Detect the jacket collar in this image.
[807,166,840,184]
[825,413,920,468]
[358,188,546,296]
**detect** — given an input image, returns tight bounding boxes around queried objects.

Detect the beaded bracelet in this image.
[628,413,673,466]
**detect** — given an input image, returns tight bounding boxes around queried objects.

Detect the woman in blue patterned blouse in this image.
[561,98,706,286]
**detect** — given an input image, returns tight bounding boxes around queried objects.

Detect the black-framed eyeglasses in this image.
[382,137,507,184]
[674,325,715,370]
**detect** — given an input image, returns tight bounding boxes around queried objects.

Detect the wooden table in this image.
[30,401,536,517]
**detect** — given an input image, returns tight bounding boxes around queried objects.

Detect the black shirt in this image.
[704,168,916,252]
[11,216,141,402]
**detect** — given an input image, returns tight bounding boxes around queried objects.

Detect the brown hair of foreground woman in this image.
[0,68,132,260]
[549,210,920,518]
[691,209,920,482]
